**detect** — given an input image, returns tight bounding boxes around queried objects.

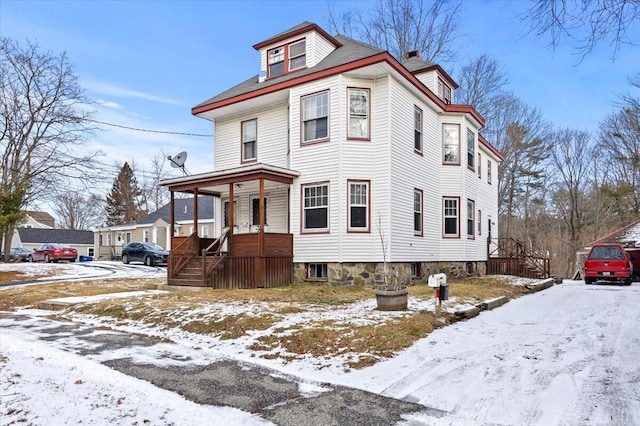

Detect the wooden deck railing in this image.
[168,233,198,280]
[488,237,550,279]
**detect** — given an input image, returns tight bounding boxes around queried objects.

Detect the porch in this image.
[160,163,299,289]
[487,237,551,279]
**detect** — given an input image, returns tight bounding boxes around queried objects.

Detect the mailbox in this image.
[428,273,447,288]
[439,284,450,301]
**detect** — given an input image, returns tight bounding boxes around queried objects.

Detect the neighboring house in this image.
[94,197,214,259]
[161,21,503,288]
[22,211,55,229]
[15,228,94,257]
[4,211,56,249]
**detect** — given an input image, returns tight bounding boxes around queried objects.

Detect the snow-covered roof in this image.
[587,219,640,248]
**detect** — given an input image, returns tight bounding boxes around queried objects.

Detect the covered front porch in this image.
[160,164,299,289]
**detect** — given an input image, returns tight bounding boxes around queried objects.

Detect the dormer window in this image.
[289,40,306,70]
[267,39,306,78]
[438,78,452,104]
[268,47,285,77]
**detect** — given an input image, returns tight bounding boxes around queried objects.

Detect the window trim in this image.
[487,160,493,184]
[467,128,475,171]
[306,263,328,281]
[411,262,422,279]
[250,195,269,227]
[301,182,330,234]
[288,39,306,71]
[478,153,482,178]
[442,123,460,165]
[414,188,423,236]
[223,198,239,229]
[300,90,330,145]
[267,46,285,78]
[347,180,370,233]
[467,199,475,240]
[347,87,370,141]
[241,119,257,163]
[414,105,423,154]
[478,209,482,235]
[443,196,460,238]
[438,78,452,104]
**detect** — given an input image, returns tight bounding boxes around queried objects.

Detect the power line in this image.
[88,119,213,137]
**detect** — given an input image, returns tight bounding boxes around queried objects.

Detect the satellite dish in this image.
[167,151,190,175]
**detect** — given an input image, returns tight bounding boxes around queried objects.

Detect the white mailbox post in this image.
[428,273,448,316]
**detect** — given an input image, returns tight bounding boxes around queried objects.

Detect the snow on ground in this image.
[2,266,639,425]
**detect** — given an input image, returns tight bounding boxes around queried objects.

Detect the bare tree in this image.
[549,128,595,277]
[140,149,174,213]
[327,0,463,63]
[488,95,552,239]
[524,0,640,59]
[598,103,640,220]
[0,38,101,260]
[455,54,510,127]
[53,191,103,230]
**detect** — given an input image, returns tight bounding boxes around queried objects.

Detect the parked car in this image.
[121,242,169,266]
[28,243,78,263]
[0,247,31,262]
[583,243,633,285]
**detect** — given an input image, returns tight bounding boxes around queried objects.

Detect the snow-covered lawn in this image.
[3,266,639,425]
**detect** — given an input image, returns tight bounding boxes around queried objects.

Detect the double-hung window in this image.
[348,88,369,139]
[444,197,459,237]
[438,78,452,104]
[303,183,329,232]
[242,119,257,162]
[302,92,329,143]
[478,153,482,178]
[268,47,285,77]
[488,160,493,184]
[289,40,306,70]
[443,124,460,164]
[467,200,475,239]
[348,181,369,232]
[467,129,475,170]
[414,106,423,153]
[414,189,423,236]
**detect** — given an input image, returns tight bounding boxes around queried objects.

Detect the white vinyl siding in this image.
[214,103,288,170]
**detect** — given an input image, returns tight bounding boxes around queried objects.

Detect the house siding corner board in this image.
[214,103,289,170]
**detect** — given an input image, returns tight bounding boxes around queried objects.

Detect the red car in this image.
[584,243,633,285]
[28,243,78,263]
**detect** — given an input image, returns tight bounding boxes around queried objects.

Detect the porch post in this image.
[193,188,199,236]
[229,182,235,251]
[169,191,175,238]
[257,178,266,287]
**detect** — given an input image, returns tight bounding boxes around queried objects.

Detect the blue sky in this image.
[1,0,638,197]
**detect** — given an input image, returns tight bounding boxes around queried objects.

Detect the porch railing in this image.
[488,237,550,279]
[168,233,198,280]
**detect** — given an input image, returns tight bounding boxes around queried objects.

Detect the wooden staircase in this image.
[168,230,229,287]
[487,237,550,279]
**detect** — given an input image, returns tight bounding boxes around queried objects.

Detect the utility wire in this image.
[88,119,213,137]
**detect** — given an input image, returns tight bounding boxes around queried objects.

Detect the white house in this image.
[161,21,503,288]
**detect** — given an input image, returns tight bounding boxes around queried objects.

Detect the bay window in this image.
[348,88,369,139]
[443,124,460,164]
[302,91,329,143]
[348,181,369,231]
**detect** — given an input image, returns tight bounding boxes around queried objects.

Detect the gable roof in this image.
[193,32,384,112]
[191,25,485,129]
[588,220,640,248]
[138,197,214,224]
[24,211,55,228]
[18,228,94,245]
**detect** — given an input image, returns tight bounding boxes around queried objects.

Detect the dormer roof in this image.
[404,57,459,89]
[252,21,341,50]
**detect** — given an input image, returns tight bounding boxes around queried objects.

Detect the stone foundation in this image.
[293,261,488,286]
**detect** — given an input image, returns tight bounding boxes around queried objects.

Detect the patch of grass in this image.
[250,311,439,369]
[410,277,529,303]
[0,278,161,311]
[0,270,48,283]
[181,314,277,339]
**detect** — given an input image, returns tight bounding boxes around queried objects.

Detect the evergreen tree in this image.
[105,162,146,226]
